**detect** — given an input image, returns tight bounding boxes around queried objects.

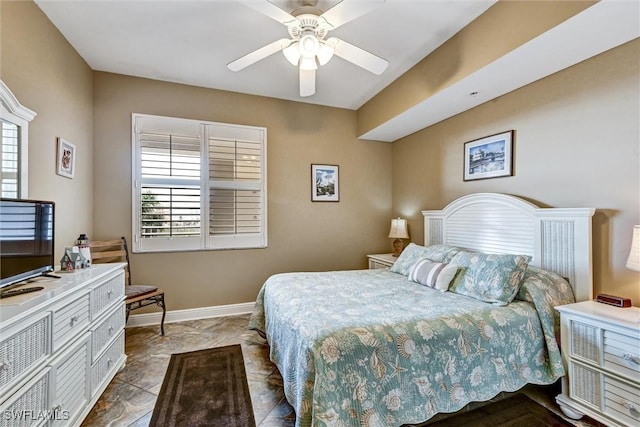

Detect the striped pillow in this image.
[408,259,458,291]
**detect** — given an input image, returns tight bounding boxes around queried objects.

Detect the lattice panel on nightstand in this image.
[571,321,600,364]
[571,362,601,409]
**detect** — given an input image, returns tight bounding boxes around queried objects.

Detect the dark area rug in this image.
[411,393,571,427]
[149,344,256,427]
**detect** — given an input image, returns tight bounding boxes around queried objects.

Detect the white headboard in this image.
[422,193,595,302]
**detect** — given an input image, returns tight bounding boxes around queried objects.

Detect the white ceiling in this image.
[34,0,495,109]
[34,0,639,142]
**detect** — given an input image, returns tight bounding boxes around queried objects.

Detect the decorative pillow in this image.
[448,251,531,305]
[390,243,461,276]
[408,259,458,291]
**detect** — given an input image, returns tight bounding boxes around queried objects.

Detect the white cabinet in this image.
[367,253,396,269]
[0,263,127,427]
[556,301,640,427]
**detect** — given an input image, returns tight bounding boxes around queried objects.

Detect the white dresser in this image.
[0,263,127,427]
[556,301,640,427]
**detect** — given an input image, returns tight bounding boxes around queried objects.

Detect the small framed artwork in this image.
[463,130,514,181]
[56,137,76,179]
[311,164,339,202]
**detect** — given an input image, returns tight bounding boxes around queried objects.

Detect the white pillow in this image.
[408,259,458,291]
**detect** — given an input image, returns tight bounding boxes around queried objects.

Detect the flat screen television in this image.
[0,198,55,289]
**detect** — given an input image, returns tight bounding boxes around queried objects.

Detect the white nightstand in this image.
[555,300,640,427]
[367,253,396,269]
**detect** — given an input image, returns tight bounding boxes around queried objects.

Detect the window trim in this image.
[131,113,267,253]
[0,80,37,199]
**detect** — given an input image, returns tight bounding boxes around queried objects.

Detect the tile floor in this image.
[81,314,603,427]
[81,314,295,427]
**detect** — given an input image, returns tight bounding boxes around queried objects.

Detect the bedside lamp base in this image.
[392,239,404,257]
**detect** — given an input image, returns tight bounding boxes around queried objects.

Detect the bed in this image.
[249,193,595,427]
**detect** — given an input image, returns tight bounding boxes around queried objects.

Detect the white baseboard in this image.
[125,301,255,328]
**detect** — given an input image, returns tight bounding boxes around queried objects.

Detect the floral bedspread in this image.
[248,268,573,427]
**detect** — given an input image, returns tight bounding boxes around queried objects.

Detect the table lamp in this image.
[389,217,409,257]
[626,225,640,272]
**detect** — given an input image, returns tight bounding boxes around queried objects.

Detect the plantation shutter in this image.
[207,124,266,249]
[134,115,203,252]
[132,114,267,252]
[1,120,19,198]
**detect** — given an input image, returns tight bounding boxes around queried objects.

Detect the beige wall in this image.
[1,1,94,260]
[392,39,640,303]
[92,72,392,309]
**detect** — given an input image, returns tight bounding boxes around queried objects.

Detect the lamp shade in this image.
[317,42,334,66]
[626,225,640,272]
[388,217,409,239]
[283,42,301,66]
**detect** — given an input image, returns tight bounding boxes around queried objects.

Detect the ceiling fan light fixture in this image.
[230,1,389,97]
[283,42,301,66]
[299,34,320,57]
[317,42,334,66]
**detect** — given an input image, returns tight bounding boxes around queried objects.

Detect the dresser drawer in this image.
[604,375,640,427]
[0,367,50,427]
[52,293,90,353]
[49,333,90,427]
[90,271,125,320]
[91,330,125,396]
[90,303,125,363]
[0,312,50,396]
[603,329,640,382]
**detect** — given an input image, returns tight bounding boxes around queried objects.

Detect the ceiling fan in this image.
[228,0,389,97]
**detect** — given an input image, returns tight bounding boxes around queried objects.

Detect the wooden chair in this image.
[89,237,166,335]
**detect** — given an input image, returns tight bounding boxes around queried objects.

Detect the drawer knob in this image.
[70,315,79,326]
[622,353,640,366]
[108,325,114,335]
[623,400,639,416]
[107,289,113,298]
[0,360,12,371]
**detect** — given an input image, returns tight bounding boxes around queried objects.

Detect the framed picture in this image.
[311,164,339,202]
[56,137,76,178]
[463,130,514,181]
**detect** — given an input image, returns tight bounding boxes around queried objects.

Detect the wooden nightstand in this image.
[555,300,640,427]
[367,253,396,269]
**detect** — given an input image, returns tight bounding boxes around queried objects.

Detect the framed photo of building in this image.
[311,164,339,202]
[463,130,514,181]
[56,137,76,179]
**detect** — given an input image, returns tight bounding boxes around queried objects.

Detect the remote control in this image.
[0,286,44,299]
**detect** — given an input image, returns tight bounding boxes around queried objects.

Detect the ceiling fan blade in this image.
[299,68,315,97]
[318,0,385,30]
[238,0,297,25]
[228,38,292,71]
[328,37,388,75]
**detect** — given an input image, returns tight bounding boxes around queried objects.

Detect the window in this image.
[132,114,267,252]
[0,80,36,199]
